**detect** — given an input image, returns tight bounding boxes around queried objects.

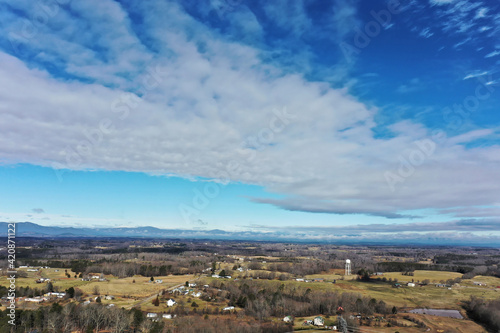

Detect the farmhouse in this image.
[36,278,50,283]
[85,273,103,280]
[25,297,44,303]
[44,292,66,298]
[313,316,325,326]
[166,299,176,307]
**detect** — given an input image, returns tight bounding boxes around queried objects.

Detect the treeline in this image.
[375,262,473,274]
[84,260,208,278]
[21,258,210,278]
[210,279,390,320]
[464,296,500,332]
[0,303,289,333]
[248,260,339,276]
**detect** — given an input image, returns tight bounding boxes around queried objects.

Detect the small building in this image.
[163,314,176,319]
[223,306,235,311]
[189,283,196,287]
[146,313,158,318]
[104,295,115,300]
[25,297,44,303]
[44,292,66,298]
[167,299,176,307]
[87,273,103,280]
[313,316,325,326]
[155,279,163,284]
[407,283,416,287]
[283,315,294,323]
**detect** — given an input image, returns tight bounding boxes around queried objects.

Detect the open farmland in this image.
[380,270,463,283]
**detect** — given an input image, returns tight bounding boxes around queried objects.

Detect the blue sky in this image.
[0,0,499,244]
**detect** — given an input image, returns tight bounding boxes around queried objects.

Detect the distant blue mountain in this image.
[0,222,496,247]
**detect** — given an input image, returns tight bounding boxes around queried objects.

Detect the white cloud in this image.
[0,0,499,222]
[429,0,455,5]
[485,50,500,58]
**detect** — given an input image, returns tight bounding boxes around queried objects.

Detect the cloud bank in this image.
[0,0,499,227]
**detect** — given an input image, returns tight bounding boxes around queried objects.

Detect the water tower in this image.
[345,259,351,276]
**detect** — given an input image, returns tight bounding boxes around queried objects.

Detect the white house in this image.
[104,295,115,300]
[313,316,325,326]
[223,306,235,311]
[155,279,163,284]
[283,315,293,323]
[167,299,176,307]
[146,313,158,318]
[407,283,416,287]
[44,292,66,298]
[189,283,196,287]
[163,314,175,319]
[25,297,44,303]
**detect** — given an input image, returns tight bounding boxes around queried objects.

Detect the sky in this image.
[0,0,499,244]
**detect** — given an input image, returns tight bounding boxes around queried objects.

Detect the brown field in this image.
[380,270,463,283]
[398,313,487,333]
[78,275,194,297]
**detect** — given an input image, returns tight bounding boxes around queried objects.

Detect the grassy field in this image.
[462,275,500,287]
[0,268,91,291]
[205,273,500,309]
[78,275,193,297]
[380,270,463,283]
[0,268,196,299]
[398,313,487,333]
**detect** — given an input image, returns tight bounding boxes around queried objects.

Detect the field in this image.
[0,268,196,300]
[380,270,463,283]
[78,275,192,297]
[207,272,500,310]
[0,268,90,291]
